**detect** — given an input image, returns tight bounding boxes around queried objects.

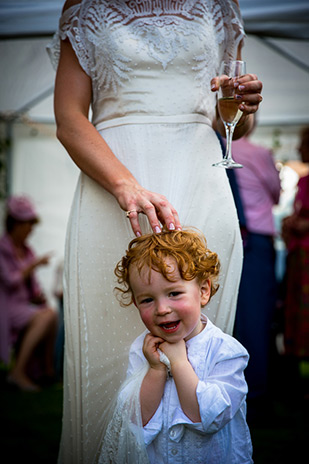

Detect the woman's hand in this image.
[35,253,53,267]
[22,253,52,280]
[211,72,263,138]
[210,73,263,116]
[115,181,182,237]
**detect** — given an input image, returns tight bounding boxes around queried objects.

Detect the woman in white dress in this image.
[49,1,263,462]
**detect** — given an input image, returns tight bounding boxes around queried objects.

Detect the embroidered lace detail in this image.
[47,4,91,76]
[192,0,244,84]
[47,0,244,95]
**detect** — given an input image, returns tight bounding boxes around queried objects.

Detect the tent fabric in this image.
[0,1,308,130]
[0,0,308,126]
[0,0,309,39]
[239,0,309,39]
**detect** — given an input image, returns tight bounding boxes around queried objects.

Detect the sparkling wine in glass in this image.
[213,60,246,169]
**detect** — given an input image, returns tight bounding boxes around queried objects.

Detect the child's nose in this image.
[155,300,171,315]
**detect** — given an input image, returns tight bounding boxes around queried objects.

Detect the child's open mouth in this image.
[160,321,180,333]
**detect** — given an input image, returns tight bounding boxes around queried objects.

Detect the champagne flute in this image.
[213,60,246,169]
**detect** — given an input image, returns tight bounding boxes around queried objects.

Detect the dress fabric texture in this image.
[48,1,245,462]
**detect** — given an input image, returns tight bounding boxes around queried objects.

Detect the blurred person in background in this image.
[0,196,58,391]
[231,122,281,422]
[282,127,309,386]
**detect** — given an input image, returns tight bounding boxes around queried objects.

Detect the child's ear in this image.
[200,279,211,306]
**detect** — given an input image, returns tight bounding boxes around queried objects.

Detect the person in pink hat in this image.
[0,195,58,391]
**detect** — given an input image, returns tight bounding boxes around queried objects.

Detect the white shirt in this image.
[127,316,253,464]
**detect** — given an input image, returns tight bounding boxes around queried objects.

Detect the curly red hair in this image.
[114,228,220,306]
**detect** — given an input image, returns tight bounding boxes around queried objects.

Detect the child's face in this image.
[129,257,211,343]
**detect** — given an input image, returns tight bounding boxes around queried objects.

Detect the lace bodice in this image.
[48,0,244,129]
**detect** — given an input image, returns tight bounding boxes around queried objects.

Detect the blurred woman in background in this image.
[0,196,58,391]
[282,127,309,365]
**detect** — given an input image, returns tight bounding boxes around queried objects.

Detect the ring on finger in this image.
[126,210,138,218]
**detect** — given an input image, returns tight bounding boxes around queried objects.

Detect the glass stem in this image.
[224,123,236,161]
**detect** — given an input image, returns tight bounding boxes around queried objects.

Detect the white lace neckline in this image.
[48,0,244,99]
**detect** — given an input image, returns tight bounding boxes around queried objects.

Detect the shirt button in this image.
[170,430,176,438]
[171,449,178,456]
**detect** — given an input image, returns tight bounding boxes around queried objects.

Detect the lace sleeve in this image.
[215,0,245,62]
[46,2,92,77]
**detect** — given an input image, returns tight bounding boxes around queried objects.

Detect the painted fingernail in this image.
[238,85,245,90]
[169,223,175,230]
[235,94,242,100]
[136,231,141,237]
[154,226,161,234]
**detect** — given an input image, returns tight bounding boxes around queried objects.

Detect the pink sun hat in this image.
[6,195,40,222]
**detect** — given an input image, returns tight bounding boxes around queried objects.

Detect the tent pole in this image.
[17,87,54,115]
[257,36,309,74]
[5,120,13,197]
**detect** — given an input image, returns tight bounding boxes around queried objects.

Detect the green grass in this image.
[0,375,62,464]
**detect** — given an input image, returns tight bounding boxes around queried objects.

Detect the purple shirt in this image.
[232,137,281,236]
[0,234,43,363]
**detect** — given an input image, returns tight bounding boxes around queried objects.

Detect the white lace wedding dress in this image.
[48,1,245,462]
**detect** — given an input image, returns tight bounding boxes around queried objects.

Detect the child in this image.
[99,228,253,464]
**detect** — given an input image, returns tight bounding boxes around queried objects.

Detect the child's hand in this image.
[143,333,166,371]
[159,339,187,366]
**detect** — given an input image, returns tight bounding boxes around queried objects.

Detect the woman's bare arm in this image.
[54,38,181,236]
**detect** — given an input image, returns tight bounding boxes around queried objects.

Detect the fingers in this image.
[159,339,187,364]
[143,334,165,367]
[126,209,144,237]
[36,254,51,267]
[126,190,182,237]
[211,73,263,114]
[233,74,263,114]
[144,333,164,346]
[152,198,182,233]
[210,76,220,92]
[235,73,262,90]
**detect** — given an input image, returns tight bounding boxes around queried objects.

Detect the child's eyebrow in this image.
[135,292,151,299]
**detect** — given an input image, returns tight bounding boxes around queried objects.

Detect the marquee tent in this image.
[1,0,309,125]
